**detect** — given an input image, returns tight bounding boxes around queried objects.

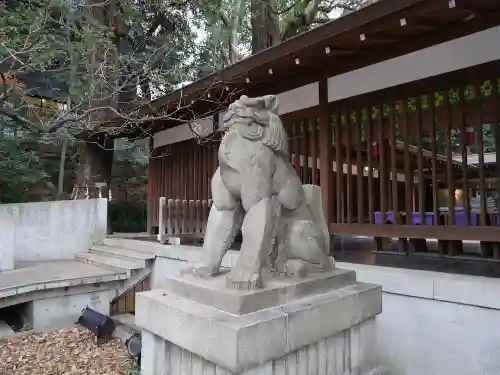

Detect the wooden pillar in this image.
[318,80,333,227]
[147,136,154,235]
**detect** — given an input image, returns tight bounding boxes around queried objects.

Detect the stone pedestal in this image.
[136,269,383,375]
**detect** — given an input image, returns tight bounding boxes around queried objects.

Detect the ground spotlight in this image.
[76,307,116,344]
[125,332,142,366]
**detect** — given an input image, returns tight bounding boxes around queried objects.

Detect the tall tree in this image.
[1,0,202,197]
[193,0,372,69]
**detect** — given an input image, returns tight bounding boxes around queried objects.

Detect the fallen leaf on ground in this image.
[0,326,128,375]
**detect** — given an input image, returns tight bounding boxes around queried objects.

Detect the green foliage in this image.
[125,358,140,375]
[481,125,496,153]
[0,0,196,201]
[194,0,371,68]
[109,201,147,233]
[0,0,199,132]
[108,139,148,233]
[0,118,49,202]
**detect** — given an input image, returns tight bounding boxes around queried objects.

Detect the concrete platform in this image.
[0,260,127,299]
[111,313,141,343]
[165,268,357,314]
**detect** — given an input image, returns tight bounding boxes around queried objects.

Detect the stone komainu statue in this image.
[190,95,334,289]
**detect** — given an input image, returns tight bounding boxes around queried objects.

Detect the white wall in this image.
[0,204,16,271]
[28,288,115,330]
[275,82,319,116]
[148,244,239,289]
[327,262,500,375]
[338,262,500,310]
[375,293,500,375]
[153,117,214,149]
[218,82,320,130]
[146,244,500,375]
[0,199,107,270]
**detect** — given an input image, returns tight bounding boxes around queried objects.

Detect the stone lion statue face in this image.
[222,95,288,155]
[223,95,279,128]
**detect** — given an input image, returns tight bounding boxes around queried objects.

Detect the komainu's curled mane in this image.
[222,95,289,156]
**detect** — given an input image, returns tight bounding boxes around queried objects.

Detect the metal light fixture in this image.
[76,307,116,345]
[125,333,142,367]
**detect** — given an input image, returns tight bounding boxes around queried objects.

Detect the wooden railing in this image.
[157,197,213,244]
[148,141,219,231]
[326,66,500,260]
[148,63,500,268]
[281,64,500,264]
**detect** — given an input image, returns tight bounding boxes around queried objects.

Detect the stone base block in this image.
[166,268,357,314]
[141,317,383,375]
[136,269,382,375]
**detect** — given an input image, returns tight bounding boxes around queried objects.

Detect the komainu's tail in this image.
[301,184,330,254]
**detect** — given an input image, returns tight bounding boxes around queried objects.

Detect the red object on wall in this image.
[372,142,379,157]
[465,127,475,146]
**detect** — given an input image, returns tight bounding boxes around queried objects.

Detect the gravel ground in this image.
[0,326,129,375]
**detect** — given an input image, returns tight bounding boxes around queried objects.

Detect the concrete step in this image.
[111,313,141,344]
[75,252,144,274]
[103,237,162,254]
[90,245,155,266]
[0,261,128,301]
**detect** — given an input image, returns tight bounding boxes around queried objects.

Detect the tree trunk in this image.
[73,0,117,199]
[280,0,323,41]
[75,137,114,198]
[251,0,281,54]
[57,135,68,198]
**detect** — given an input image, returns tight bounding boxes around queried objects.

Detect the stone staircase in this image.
[0,237,159,336]
[75,238,157,295]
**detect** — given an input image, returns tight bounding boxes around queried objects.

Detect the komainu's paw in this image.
[283,256,335,278]
[226,267,262,290]
[182,265,219,278]
[284,259,308,278]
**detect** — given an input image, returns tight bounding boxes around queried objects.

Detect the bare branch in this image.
[0,105,40,132]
